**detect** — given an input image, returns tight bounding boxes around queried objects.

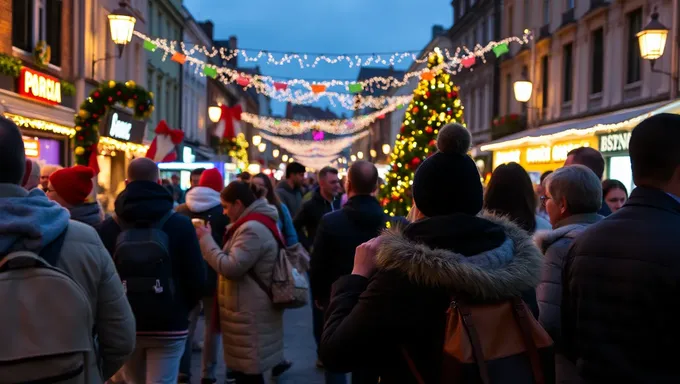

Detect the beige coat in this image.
[200,199,284,374]
[51,220,136,382]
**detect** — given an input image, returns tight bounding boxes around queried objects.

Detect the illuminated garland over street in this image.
[241,96,411,135]
[134,31,526,109]
[293,154,344,170]
[260,130,369,157]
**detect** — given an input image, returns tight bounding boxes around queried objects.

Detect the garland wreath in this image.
[73,80,154,166]
[217,133,249,169]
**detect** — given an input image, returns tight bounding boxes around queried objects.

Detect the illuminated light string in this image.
[293,154,345,170]
[5,113,76,137]
[260,130,369,157]
[242,96,411,135]
[98,136,148,158]
[134,31,529,98]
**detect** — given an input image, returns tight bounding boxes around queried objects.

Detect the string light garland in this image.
[379,51,464,217]
[98,136,148,158]
[292,154,344,170]
[134,31,530,109]
[260,130,369,157]
[4,113,76,137]
[241,96,411,135]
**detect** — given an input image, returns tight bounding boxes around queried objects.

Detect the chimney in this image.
[432,24,445,39]
[229,36,238,68]
[198,21,214,40]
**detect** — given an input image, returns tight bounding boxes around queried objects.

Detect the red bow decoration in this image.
[215,104,242,140]
[146,120,184,163]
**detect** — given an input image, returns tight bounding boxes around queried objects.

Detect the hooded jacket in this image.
[69,201,104,227]
[276,180,303,216]
[198,199,284,374]
[294,188,342,250]
[534,213,602,343]
[310,195,391,303]
[319,212,543,383]
[0,184,135,382]
[175,186,230,297]
[97,181,205,337]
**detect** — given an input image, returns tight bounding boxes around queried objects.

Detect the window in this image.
[508,5,514,36]
[505,73,512,113]
[12,0,62,66]
[461,0,466,16]
[563,43,573,103]
[482,19,488,42]
[591,28,604,94]
[488,14,494,40]
[541,55,549,108]
[543,0,550,25]
[566,0,574,10]
[524,0,531,27]
[626,8,642,84]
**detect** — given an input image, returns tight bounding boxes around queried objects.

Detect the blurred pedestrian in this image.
[564,147,610,216]
[602,179,628,213]
[21,159,41,191]
[47,165,104,227]
[39,164,62,191]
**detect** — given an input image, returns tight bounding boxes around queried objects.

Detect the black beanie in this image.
[412,123,483,217]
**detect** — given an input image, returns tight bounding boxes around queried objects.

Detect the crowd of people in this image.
[0,111,678,384]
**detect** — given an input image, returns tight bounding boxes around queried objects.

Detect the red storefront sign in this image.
[18,67,62,105]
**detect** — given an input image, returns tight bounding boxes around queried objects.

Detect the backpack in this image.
[114,211,177,328]
[404,297,555,384]
[226,212,310,309]
[0,230,95,383]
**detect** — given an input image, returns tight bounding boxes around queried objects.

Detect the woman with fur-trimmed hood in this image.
[319,124,544,384]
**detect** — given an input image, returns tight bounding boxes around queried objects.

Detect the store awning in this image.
[481,99,680,151]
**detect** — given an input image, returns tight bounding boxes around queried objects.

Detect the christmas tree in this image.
[379,50,464,217]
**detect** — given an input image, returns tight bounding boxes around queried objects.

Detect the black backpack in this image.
[114,211,176,328]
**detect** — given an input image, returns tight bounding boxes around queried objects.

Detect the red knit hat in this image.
[49,165,95,205]
[21,159,33,187]
[199,168,223,192]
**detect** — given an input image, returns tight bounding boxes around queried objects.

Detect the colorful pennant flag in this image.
[236,76,250,87]
[171,52,186,65]
[462,57,476,68]
[396,104,404,109]
[420,71,434,81]
[273,82,288,91]
[311,84,327,93]
[203,66,217,79]
[143,40,157,52]
[348,83,363,93]
[492,43,509,57]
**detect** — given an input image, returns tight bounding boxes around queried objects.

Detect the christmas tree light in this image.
[378,50,464,217]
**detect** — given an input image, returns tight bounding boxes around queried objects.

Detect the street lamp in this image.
[258,143,267,152]
[208,106,222,123]
[513,72,533,103]
[252,135,262,146]
[382,144,391,155]
[350,154,357,162]
[282,154,289,162]
[272,149,280,158]
[108,1,136,57]
[370,149,377,158]
[638,8,669,62]
[357,151,364,159]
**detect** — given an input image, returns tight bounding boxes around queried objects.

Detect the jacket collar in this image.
[376,211,543,301]
[534,213,602,252]
[624,186,680,215]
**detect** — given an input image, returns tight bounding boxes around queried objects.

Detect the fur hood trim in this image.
[376,211,543,301]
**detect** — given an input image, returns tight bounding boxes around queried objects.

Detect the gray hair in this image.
[546,165,602,214]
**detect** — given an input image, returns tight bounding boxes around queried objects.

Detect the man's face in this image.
[190,174,201,188]
[40,175,50,190]
[46,182,69,207]
[320,173,341,197]
[292,173,305,188]
[171,175,180,185]
[564,154,575,167]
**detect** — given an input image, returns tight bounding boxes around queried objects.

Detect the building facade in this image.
[179,6,211,161]
[483,0,679,191]
[146,0,183,140]
[0,0,77,168]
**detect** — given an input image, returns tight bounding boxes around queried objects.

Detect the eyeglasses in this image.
[540,195,551,206]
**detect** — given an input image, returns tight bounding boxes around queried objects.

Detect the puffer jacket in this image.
[534,213,602,343]
[199,198,284,374]
[0,184,135,382]
[68,201,104,227]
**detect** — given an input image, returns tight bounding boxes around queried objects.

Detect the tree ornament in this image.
[411,157,421,167]
[108,81,116,88]
[74,146,85,155]
[412,106,419,113]
[425,126,433,134]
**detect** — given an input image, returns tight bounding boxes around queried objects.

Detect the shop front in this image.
[95,108,149,212]
[598,130,633,192]
[1,66,76,166]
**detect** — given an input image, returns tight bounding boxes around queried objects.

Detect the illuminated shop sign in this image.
[22,137,40,158]
[493,149,521,168]
[19,67,62,105]
[525,141,592,164]
[599,131,631,153]
[99,109,146,144]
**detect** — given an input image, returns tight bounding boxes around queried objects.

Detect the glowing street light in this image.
[638,8,669,61]
[252,135,262,146]
[272,149,280,158]
[258,143,267,152]
[108,1,137,58]
[357,151,364,159]
[382,144,391,154]
[208,106,222,123]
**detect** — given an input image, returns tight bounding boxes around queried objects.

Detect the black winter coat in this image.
[175,188,229,297]
[310,195,391,305]
[97,181,206,335]
[294,189,341,250]
[562,187,680,383]
[319,212,543,383]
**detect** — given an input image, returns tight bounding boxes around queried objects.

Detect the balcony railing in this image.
[538,24,551,40]
[561,8,576,26]
[590,0,611,11]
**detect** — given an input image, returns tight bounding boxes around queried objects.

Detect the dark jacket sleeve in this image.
[294,202,312,250]
[95,217,119,257]
[310,216,334,302]
[320,272,404,372]
[537,238,572,343]
[171,215,206,310]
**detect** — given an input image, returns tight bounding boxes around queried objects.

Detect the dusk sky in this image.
[183,0,453,117]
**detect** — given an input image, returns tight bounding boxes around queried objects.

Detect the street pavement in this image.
[190,301,328,383]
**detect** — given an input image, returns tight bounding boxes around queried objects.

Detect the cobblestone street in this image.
[190,302,326,383]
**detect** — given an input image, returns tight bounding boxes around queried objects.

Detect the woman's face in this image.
[605,188,627,213]
[544,187,565,226]
[251,176,268,195]
[222,198,245,222]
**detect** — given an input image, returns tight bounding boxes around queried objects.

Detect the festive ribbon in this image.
[215,104,242,140]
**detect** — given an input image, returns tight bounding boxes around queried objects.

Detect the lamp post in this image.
[92,1,136,76]
[208,106,222,123]
[514,68,537,129]
[638,5,678,99]
[252,135,262,146]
